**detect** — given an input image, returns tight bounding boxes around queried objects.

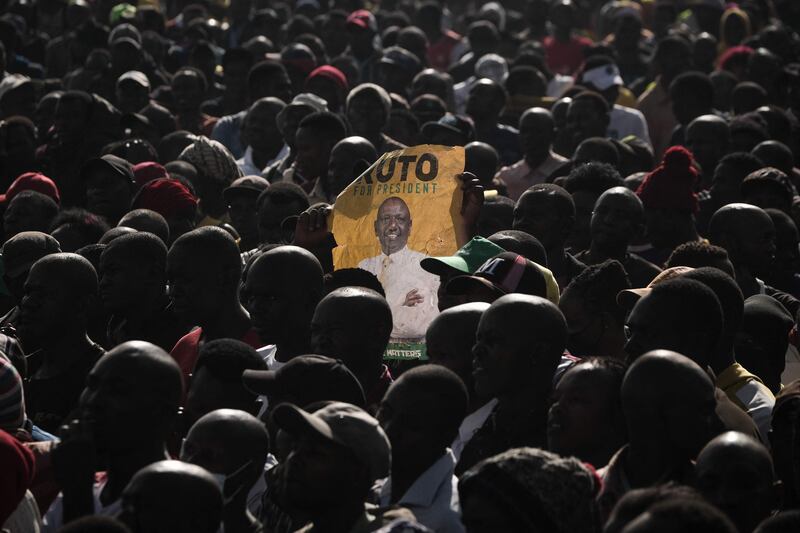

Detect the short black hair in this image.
[49,208,111,245]
[563,259,631,322]
[195,338,267,385]
[173,66,208,94]
[715,151,764,180]
[649,277,724,343]
[563,162,623,195]
[505,66,547,97]
[256,182,310,211]
[572,90,610,115]
[324,268,385,297]
[754,510,800,533]
[524,183,576,220]
[222,47,254,68]
[669,71,714,108]
[683,267,744,335]
[102,232,168,272]
[248,59,288,88]
[666,241,734,277]
[477,195,514,236]
[637,498,737,533]
[298,111,348,143]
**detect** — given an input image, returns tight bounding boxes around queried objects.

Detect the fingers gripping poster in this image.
[331,145,465,360]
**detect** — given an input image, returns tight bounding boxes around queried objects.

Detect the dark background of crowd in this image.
[3,0,800,532]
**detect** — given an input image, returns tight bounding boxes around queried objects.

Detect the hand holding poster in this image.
[330,145,465,360]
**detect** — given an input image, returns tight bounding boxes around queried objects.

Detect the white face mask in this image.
[212,460,254,506]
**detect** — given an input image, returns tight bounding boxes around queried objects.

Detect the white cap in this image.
[117,70,150,89]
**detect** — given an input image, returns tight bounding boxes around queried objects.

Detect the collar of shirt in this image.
[452,398,499,461]
[377,449,457,508]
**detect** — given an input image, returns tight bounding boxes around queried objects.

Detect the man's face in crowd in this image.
[377,382,433,470]
[166,244,220,325]
[305,78,341,112]
[79,353,159,453]
[347,93,386,137]
[227,194,259,244]
[172,72,204,115]
[85,171,132,222]
[54,97,89,137]
[466,82,500,121]
[686,122,727,176]
[294,126,331,181]
[257,198,302,245]
[733,213,776,274]
[472,305,530,399]
[18,263,72,344]
[374,198,411,255]
[116,80,149,114]
[282,434,363,511]
[710,160,743,205]
[243,104,283,155]
[591,190,641,249]
[377,63,411,96]
[223,59,250,100]
[520,114,554,166]
[326,144,361,198]
[99,248,149,313]
[242,259,300,345]
[625,294,705,366]
[566,100,607,149]
[513,192,562,250]
[251,71,292,103]
[184,367,257,434]
[559,288,607,358]
[547,364,618,459]
[310,297,365,373]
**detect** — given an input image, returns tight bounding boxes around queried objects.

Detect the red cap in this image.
[306,65,349,92]
[346,9,377,32]
[636,146,699,214]
[0,172,60,205]
[132,161,169,187]
[131,178,198,220]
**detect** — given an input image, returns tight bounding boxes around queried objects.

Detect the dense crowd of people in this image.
[2,0,800,531]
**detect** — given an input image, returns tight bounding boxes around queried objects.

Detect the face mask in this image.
[212,460,254,506]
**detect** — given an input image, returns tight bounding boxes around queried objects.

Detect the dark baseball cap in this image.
[2,231,62,278]
[422,114,476,145]
[446,252,547,298]
[80,154,135,186]
[242,354,366,408]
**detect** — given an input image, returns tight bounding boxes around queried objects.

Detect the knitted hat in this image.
[131,178,198,220]
[459,447,599,533]
[178,136,242,185]
[0,429,34,525]
[0,358,24,432]
[636,146,699,213]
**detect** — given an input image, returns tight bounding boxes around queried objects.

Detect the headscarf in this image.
[178,136,242,185]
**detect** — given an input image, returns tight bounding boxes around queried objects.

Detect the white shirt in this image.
[43,480,121,532]
[451,398,498,461]
[358,246,440,340]
[375,450,464,533]
[236,144,290,177]
[255,345,282,418]
[608,104,652,148]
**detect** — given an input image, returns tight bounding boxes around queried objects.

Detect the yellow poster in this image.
[331,145,465,359]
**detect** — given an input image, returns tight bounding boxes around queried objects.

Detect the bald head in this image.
[247,96,286,116]
[184,408,270,474]
[244,245,323,348]
[708,203,776,271]
[332,136,378,162]
[427,302,488,387]
[122,460,222,533]
[473,294,566,398]
[311,287,393,386]
[519,108,556,165]
[30,252,98,297]
[170,226,241,277]
[520,107,555,133]
[688,114,730,134]
[622,350,717,457]
[465,142,499,187]
[591,186,644,249]
[695,431,777,533]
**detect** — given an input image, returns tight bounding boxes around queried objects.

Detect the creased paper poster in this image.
[330,145,465,360]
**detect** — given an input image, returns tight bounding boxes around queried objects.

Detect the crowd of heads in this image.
[2,0,800,532]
